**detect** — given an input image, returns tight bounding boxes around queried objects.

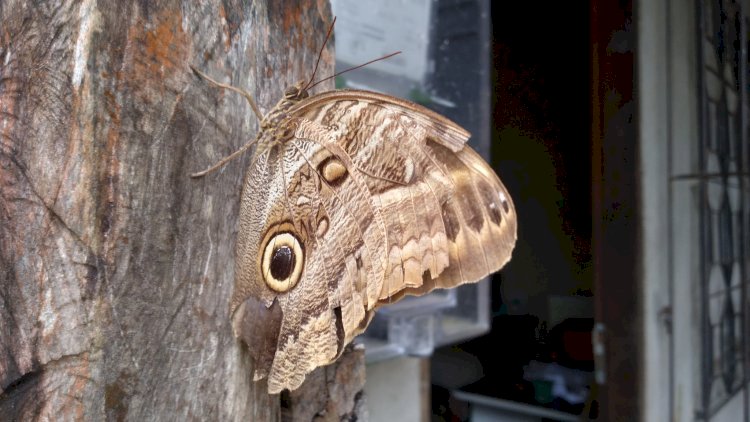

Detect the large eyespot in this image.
[261,232,304,292]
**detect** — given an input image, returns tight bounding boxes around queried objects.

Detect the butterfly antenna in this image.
[307,51,402,91]
[190,65,264,122]
[303,16,337,92]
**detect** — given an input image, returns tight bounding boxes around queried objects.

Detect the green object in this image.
[532,380,553,404]
[408,87,432,106]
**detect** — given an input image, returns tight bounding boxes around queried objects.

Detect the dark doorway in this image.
[432,2,600,421]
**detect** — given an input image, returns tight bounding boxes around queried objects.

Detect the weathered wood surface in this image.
[0,1,348,420]
[282,345,367,422]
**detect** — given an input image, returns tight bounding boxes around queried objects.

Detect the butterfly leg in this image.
[189,134,261,178]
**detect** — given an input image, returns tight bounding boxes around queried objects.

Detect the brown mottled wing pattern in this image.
[291,90,517,304]
[230,89,516,394]
[233,128,387,393]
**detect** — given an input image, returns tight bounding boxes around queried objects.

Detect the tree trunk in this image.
[281,345,366,422]
[0,1,363,420]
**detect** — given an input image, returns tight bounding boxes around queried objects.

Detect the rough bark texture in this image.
[281,345,367,422]
[0,1,360,420]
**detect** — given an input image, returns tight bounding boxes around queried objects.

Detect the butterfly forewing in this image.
[292,89,471,152]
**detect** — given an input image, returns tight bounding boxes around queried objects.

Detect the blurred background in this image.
[330,0,750,421]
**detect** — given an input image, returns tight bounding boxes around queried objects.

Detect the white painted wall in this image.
[664,2,703,420]
[637,0,675,420]
[366,357,428,422]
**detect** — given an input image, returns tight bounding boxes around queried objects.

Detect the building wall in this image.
[638,0,748,420]
[637,0,674,420]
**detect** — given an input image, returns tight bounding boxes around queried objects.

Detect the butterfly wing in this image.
[231,129,386,393]
[230,90,517,394]
[290,90,517,303]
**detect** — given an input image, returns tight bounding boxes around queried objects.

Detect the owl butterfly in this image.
[191,21,516,395]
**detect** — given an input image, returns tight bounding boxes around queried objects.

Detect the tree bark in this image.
[0,1,355,420]
[281,345,367,422]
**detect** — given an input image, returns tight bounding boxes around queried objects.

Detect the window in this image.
[696,0,750,416]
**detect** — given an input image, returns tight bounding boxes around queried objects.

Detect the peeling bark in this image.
[0,1,358,420]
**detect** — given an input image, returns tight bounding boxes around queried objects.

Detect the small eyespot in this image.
[318,156,348,186]
[316,216,329,237]
[262,232,304,292]
[499,191,510,213]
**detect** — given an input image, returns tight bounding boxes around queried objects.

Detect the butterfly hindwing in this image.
[291,93,517,302]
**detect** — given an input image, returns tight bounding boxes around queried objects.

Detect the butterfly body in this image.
[219,83,516,393]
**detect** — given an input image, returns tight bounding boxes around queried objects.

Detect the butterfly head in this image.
[260,82,310,131]
[284,81,310,101]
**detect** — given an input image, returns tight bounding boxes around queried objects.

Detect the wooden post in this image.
[282,345,367,422]
[590,0,639,420]
[0,1,363,420]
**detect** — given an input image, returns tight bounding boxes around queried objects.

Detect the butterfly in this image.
[191,22,517,395]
